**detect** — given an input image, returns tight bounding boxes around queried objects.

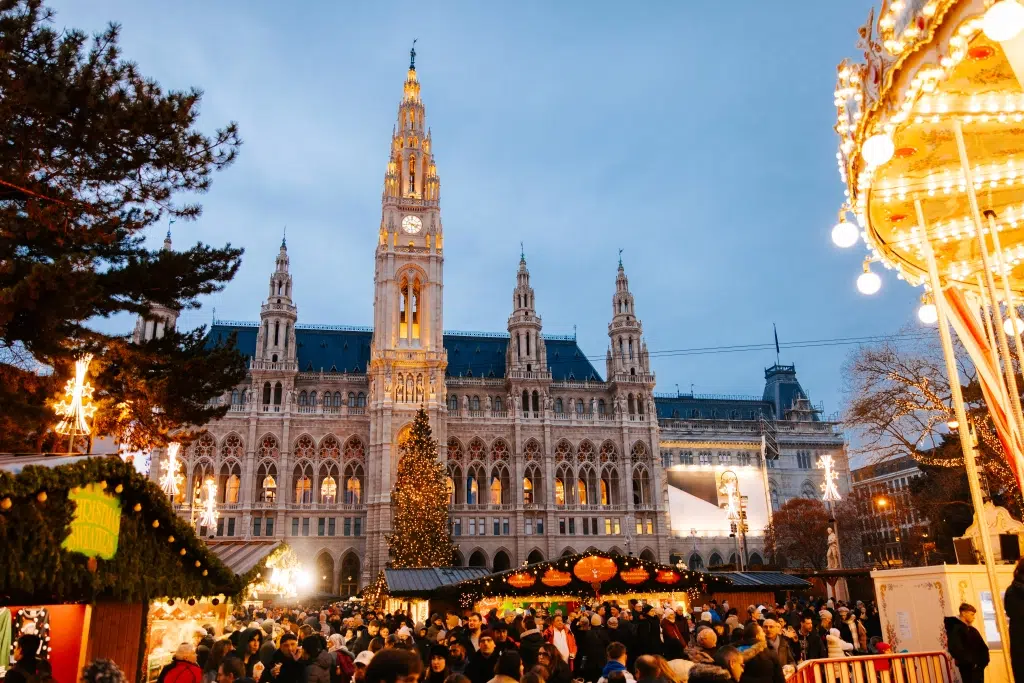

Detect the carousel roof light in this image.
[862,133,895,167]
[857,260,882,295]
[832,216,860,248]
[982,0,1024,42]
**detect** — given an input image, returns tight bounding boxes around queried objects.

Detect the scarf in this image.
[601,660,627,679]
[553,628,570,662]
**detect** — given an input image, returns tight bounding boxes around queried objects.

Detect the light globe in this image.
[918,302,938,324]
[983,0,1024,42]
[832,219,859,248]
[1003,315,1024,335]
[862,133,895,166]
[857,270,882,295]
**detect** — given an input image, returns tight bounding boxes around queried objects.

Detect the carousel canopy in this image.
[0,455,264,604]
[452,551,733,600]
[836,0,1024,294]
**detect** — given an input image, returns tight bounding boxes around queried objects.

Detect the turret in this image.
[506,250,548,376]
[132,230,179,343]
[254,235,298,367]
[606,258,651,380]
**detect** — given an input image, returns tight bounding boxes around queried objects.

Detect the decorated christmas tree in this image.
[387,408,456,567]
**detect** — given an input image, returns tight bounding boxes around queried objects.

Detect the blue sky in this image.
[55,0,919,419]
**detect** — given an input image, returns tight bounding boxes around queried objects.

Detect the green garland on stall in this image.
[0,457,257,604]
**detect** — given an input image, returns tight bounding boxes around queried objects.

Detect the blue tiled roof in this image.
[209,323,602,381]
[653,396,773,421]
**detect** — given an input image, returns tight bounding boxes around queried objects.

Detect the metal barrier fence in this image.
[787,651,954,683]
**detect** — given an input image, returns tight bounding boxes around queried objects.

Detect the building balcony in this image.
[286,502,366,511]
[610,372,656,384]
[507,369,552,381]
[250,359,298,372]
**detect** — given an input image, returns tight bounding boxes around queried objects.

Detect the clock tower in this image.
[365,45,448,573]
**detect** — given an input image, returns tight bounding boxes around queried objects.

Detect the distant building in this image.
[144,56,849,592]
[851,455,928,566]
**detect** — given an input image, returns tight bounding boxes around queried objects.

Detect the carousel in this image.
[831,1,1024,678]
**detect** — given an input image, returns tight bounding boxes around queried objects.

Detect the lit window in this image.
[555,478,565,506]
[320,476,337,504]
[346,477,362,504]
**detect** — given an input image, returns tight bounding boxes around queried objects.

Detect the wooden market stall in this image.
[383,567,490,622]
[450,551,734,614]
[0,455,280,683]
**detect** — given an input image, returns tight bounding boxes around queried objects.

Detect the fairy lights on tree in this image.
[53,354,96,451]
[387,408,456,567]
[159,443,183,498]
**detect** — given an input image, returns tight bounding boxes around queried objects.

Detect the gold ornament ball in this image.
[202,569,208,577]
[152,520,160,528]
[36,491,47,503]
[179,548,187,556]
[114,484,123,494]
[133,503,142,512]
[0,498,10,511]
[168,535,175,543]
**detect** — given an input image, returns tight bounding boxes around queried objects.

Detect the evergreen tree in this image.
[0,0,246,450]
[388,408,456,567]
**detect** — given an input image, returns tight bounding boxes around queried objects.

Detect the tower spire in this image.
[282,225,287,249]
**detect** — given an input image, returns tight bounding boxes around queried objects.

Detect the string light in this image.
[54,354,96,445]
[159,443,183,498]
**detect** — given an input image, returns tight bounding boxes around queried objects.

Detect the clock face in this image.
[401,215,422,234]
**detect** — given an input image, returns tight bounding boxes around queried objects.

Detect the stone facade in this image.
[149,58,849,595]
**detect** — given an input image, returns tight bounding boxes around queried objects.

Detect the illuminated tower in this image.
[366,45,449,575]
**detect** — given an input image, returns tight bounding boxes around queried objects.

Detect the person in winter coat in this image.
[761,621,795,669]
[795,617,824,662]
[259,633,306,683]
[240,628,266,678]
[158,643,204,683]
[518,617,545,670]
[582,615,611,682]
[635,608,664,657]
[944,604,989,683]
[687,628,718,664]
[328,634,357,683]
[736,624,783,683]
[303,636,335,683]
[542,615,577,666]
[487,651,522,683]
[1004,557,1024,683]
[465,634,499,683]
[597,643,635,683]
[425,645,450,683]
[661,611,687,662]
[536,644,572,683]
[824,629,853,660]
[6,635,52,683]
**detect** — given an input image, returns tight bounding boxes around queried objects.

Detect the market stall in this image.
[383,567,491,622]
[0,455,279,683]
[451,551,733,614]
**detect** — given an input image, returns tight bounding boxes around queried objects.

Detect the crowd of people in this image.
[131,596,889,683]
[13,559,1024,683]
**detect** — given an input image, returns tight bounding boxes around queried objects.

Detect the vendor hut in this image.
[0,456,282,683]
[452,551,733,614]
[383,567,490,623]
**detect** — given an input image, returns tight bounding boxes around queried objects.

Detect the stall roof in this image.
[709,572,811,590]
[386,567,490,597]
[205,540,283,576]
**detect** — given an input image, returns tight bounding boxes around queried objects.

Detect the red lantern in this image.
[509,572,536,589]
[620,567,650,585]
[655,569,680,585]
[573,555,617,583]
[541,568,571,587]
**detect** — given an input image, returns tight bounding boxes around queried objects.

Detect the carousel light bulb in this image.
[983,0,1024,42]
[1003,314,1024,335]
[857,262,882,295]
[832,219,859,248]
[862,133,895,166]
[918,302,938,324]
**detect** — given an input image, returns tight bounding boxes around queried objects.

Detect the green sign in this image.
[62,483,121,559]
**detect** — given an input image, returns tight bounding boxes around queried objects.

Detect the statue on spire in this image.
[410,39,417,70]
[281,225,287,248]
[618,248,624,268]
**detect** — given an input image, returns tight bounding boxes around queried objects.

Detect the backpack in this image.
[332,652,355,683]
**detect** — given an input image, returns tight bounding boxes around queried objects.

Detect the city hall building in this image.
[144,56,848,594]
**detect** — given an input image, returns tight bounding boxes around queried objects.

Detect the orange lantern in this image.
[541,568,572,587]
[508,572,536,589]
[655,569,680,585]
[619,567,650,585]
[573,555,617,583]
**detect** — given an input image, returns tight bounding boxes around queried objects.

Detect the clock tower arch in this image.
[365,45,449,575]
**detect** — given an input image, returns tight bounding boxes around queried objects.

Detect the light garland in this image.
[817,454,842,502]
[159,443,183,498]
[54,354,96,441]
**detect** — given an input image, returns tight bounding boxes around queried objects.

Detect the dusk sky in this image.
[55,0,918,422]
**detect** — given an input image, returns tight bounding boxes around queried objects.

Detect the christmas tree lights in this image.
[387,408,456,567]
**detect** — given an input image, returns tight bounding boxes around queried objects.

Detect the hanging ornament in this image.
[620,567,650,585]
[656,569,681,585]
[508,572,536,589]
[573,555,617,583]
[541,568,571,587]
